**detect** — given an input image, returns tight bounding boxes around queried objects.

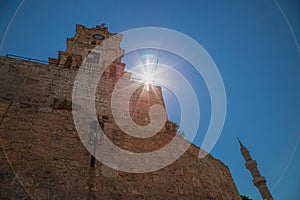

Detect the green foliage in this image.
[165,120,185,138]
[166,120,179,132]
[240,195,252,200]
[177,131,185,137]
[52,98,59,103]
[58,99,72,109]
[0,172,3,181]
[51,98,72,110]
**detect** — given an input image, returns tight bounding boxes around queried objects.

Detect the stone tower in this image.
[238,138,273,200]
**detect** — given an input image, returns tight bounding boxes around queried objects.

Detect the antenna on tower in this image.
[153,58,159,83]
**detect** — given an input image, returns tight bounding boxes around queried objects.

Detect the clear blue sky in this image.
[1,0,299,199]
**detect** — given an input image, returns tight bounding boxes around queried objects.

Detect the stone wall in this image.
[0,24,241,200]
[0,55,241,200]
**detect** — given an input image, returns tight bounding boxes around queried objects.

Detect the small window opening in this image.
[102,115,109,120]
[90,155,96,168]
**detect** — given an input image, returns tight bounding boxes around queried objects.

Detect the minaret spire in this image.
[237,137,242,146]
[238,138,274,200]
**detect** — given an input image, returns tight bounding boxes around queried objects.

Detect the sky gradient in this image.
[1,1,300,199]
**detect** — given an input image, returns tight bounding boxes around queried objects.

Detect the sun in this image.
[143,69,155,84]
[142,68,155,91]
[131,54,158,91]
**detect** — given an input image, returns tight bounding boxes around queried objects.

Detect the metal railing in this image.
[5,54,49,64]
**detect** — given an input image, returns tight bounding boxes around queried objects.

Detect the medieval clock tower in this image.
[238,138,274,200]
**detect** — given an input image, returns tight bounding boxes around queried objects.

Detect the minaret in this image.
[238,137,273,200]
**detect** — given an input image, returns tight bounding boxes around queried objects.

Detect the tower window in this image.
[102,115,109,120]
[86,52,100,64]
[64,56,72,67]
[90,155,95,168]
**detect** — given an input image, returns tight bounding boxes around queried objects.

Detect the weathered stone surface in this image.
[0,24,241,200]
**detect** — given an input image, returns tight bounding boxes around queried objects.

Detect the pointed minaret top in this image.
[237,137,242,146]
[237,137,252,161]
[237,137,248,150]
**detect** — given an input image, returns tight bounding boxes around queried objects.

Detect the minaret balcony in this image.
[253,176,266,186]
[245,159,257,169]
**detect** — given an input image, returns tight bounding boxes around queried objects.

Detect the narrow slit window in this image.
[90,155,95,168]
